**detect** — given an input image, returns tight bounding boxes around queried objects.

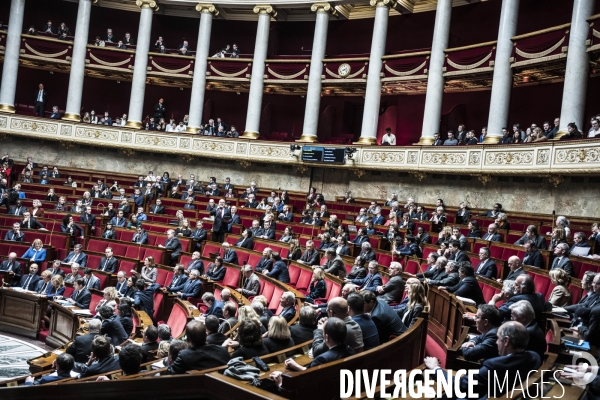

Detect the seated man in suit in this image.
[311,297,364,358]
[83,268,100,290]
[440,262,485,306]
[149,198,165,214]
[186,251,205,274]
[265,252,290,284]
[447,240,469,262]
[25,353,75,386]
[164,320,230,374]
[375,261,404,304]
[158,229,182,263]
[502,256,527,282]
[132,226,149,244]
[77,335,120,378]
[202,292,223,319]
[98,247,118,273]
[19,263,41,290]
[205,315,229,345]
[498,275,550,323]
[298,240,320,266]
[63,244,88,266]
[130,188,144,208]
[272,317,356,387]
[176,269,202,299]
[20,211,46,230]
[426,261,460,287]
[361,290,405,344]
[481,223,502,242]
[278,205,293,222]
[357,242,376,264]
[0,252,22,286]
[514,225,547,250]
[351,227,370,246]
[569,232,591,255]
[221,242,238,265]
[4,222,24,242]
[508,300,547,360]
[67,319,101,364]
[134,280,161,316]
[66,278,92,309]
[551,242,574,276]
[424,321,542,399]
[165,264,188,293]
[522,241,545,269]
[139,325,159,363]
[460,304,502,361]
[277,291,296,323]
[9,200,27,216]
[49,106,62,119]
[322,248,346,278]
[346,260,382,293]
[474,247,497,278]
[191,220,207,244]
[110,210,127,227]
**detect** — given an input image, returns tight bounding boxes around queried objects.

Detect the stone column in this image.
[0,0,26,113]
[297,2,335,143]
[63,0,96,122]
[556,0,595,139]
[357,0,395,145]
[125,0,159,129]
[484,0,519,144]
[417,0,452,145]
[186,3,219,133]
[242,4,276,139]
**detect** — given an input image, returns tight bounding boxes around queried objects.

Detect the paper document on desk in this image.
[72,310,93,316]
[571,246,590,257]
[152,360,165,370]
[455,296,476,306]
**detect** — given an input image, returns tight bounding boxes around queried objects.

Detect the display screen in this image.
[301,146,346,164]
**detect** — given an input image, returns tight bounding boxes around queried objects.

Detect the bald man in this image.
[311,297,364,358]
[503,256,526,282]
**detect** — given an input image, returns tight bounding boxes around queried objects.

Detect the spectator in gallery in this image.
[479,127,487,142]
[381,128,396,146]
[443,131,458,146]
[432,132,443,146]
[499,128,513,144]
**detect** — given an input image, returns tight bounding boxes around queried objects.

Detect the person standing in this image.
[34,83,48,117]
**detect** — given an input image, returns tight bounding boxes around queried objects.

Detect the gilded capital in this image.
[369,0,397,8]
[196,3,219,16]
[136,0,159,12]
[253,4,277,17]
[311,2,336,14]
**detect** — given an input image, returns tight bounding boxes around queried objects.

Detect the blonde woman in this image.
[31,199,45,218]
[22,238,46,262]
[288,239,302,261]
[436,226,453,245]
[548,269,571,307]
[384,211,397,227]
[430,206,447,228]
[305,267,326,304]
[263,316,294,352]
[532,127,548,142]
[396,282,427,329]
[549,228,567,251]
[96,287,119,313]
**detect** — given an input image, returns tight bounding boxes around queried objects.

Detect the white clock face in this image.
[338,63,351,77]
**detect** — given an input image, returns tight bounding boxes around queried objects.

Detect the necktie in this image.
[171,276,179,287]
[7,262,12,271]
[73,290,79,300]
[102,258,109,270]
[38,91,43,102]
[363,274,373,289]
[22,275,32,289]
[41,282,48,293]
[70,253,77,263]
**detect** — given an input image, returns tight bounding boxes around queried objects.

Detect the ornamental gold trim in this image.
[369,0,397,8]
[136,0,159,11]
[253,4,277,17]
[196,3,219,16]
[311,2,336,14]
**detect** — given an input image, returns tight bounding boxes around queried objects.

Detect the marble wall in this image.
[4,137,599,219]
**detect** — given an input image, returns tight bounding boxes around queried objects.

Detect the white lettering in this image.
[491,370,509,398]
[436,368,452,398]
[552,371,565,399]
[510,370,525,398]
[392,370,406,398]
[408,369,422,397]
[454,369,466,399]
[363,369,378,398]
[380,369,391,397]
[467,369,479,398]
[423,369,437,398]
[526,370,539,398]
[340,370,353,398]
[355,370,361,398]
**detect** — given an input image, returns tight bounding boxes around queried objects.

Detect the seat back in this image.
[89,292,103,316]
[295,269,312,291]
[166,301,190,338]
[222,267,241,288]
[268,287,284,312]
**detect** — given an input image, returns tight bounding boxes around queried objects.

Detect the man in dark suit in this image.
[186,252,205,274]
[475,247,497,278]
[565,271,599,320]
[34,82,49,117]
[140,325,159,362]
[132,226,149,245]
[98,247,119,273]
[154,98,165,120]
[159,230,182,263]
[67,319,101,363]
[442,263,485,305]
[551,243,574,276]
[277,292,297,323]
[265,253,290,283]
[362,290,405,343]
[347,261,382,292]
[447,240,470,262]
[461,305,501,361]
[210,199,231,243]
[134,280,161,316]
[191,221,207,245]
[504,256,527,281]
[25,353,75,386]
[0,252,22,286]
[165,264,188,293]
[9,200,27,216]
[205,315,229,345]
[63,244,88,266]
[66,278,92,309]
[115,271,129,296]
[432,132,443,146]
[298,240,320,266]
[522,241,545,269]
[78,336,120,378]
[278,205,293,222]
[122,32,134,45]
[376,262,404,304]
[351,228,370,246]
[371,207,385,226]
[323,249,346,278]
[508,300,547,359]
[427,261,460,287]
[498,275,550,322]
[202,292,223,318]
[424,321,542,399]
[83,269,100,291]
[357,242,376,264]
[49,106,61,119]
[514,225,547,250]
[481,223,502,241]
[49,260,66,278]
[19,263,41,290]
[222,177,234,192]
[165,320,230,374]
[221,242,238,265]
[149,198,164,214]
[20,211,45,230]
[177,270,202,299]
[290,306,318,345]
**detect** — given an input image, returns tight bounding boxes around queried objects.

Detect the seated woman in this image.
[137,256,158,284]
[81,191,93,207]
[46,188,59,202]
[318,232,334,250]
[548,269,572,307]
[495,212,510,231]
[456,202,471,225]
[467,220,481,238]
[102,222,117,239]
[175,219,192,237]
[256,198,269,210]
[383,223,400,249]
[102,203,116,219]
[22,238,47,262]
[304,268,327,304]
[38,271,65,298]
[279,226,294,243]
[60,214,84,238]
[206,256,226,281]
[127,214,142,229]
[436,226,453,245]
[396,282,427,330]
[95,287,118,314]
[384,211,397,227]
[549,227,567,251]
[287,239,302,261]
[398,213,415,233]
[263,316,295,353]
[429,206,447,232]
[228,320,269,359]
[235,229,254,249]
[31,199,45,219]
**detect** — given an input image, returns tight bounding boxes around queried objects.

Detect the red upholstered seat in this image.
[202,243,221,258]
[143,248,164,263]
[421,247,434,260]
[86,255,103,269]
[119,260,137,274]
[489,244,503,259]
[481,283,499,304]
[269,287,283,312]
[225,236,237,246]
[381,276,389,285]
[222,267,241,288]
[87,239,105,253]
[405,260,420,275]
[126,245,143,259]
[155,268,170,287]
[110,243,127,256]
[294,269,312,291]
[261,281,275,302]
[95,273,110,290]
[63,286,74,298]
[166,301,189,338]
[425,334,446,368]
[246,254,262,268]
[153,291,164,322]
[377,253,392,267]
[532,274,551,298]
[568,284,581,305]
[119,230,135,242]
[89,292,103,315]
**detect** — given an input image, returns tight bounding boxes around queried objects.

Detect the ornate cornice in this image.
[311,2,336,14]
[136,0,159,12]
[253,4,277,17]
[369,0,397,9]
[0,114,598,175]
[196,3,219,16]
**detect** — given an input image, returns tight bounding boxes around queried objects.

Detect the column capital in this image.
[253,4,277,17]
[311,2,336,14]
[369,0,396,8]
[196,3,219,16]
[136,0,159,12]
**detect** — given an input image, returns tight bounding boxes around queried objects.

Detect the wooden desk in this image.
[0,287,47,339]
[46,301,83,348]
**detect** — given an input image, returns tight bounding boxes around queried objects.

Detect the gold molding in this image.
[445,40,497,53]
[548,175,564,187]
[554,129,568,140]
[241,130,260,139]
[296,135,319,143]
[477,174,493,186]
[62,113,81,122]
[483,135,500,144]
[511,23,570,40]
[369,0,397,8]
[311,2,336,14]
[196,3,219,16]
[125,121,142,129]
[136,0,159,12]
[185,126,201,133]
[417,137,434,145]
[0,104,15,114]
[354,136,377,145]
[239,160,252,169]
[253,4,277,17]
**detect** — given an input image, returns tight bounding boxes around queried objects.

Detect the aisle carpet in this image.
[0,334,46,382]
